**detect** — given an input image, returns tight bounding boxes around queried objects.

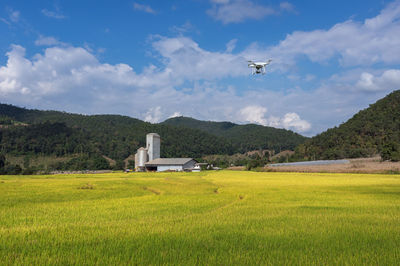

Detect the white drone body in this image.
[247,59,272,75]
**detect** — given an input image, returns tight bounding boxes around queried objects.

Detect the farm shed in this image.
[145,158,197,172]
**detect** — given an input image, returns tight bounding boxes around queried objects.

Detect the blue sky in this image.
[1,0,400,136]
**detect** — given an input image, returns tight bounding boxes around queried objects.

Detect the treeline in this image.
[202,150,298,170]
[0,153,113,175]
[294,90,400,161]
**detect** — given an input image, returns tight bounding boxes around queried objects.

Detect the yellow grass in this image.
[1,171,399,265]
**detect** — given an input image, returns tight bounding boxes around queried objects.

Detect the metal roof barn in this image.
[145,158,197,172]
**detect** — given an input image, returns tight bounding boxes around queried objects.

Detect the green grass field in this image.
[1,171,400,265]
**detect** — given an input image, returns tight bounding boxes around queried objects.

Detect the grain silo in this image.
[135,147,148,171]
[146,133,160,161]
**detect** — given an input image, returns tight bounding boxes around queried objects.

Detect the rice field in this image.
[1,171,400,265]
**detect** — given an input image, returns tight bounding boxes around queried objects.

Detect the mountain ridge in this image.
[0,103,307,162]
[294,90,400,160]
[162,116,307,153]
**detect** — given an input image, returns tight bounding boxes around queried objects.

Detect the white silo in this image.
[146,133,160,161]
[135,147,148,171]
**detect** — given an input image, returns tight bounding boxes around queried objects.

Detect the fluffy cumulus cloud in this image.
[144,106,162,123]
[151,36,246,80]
[280,113,311,132]
[238,105,310,132]
[238,105,268,125]
[356,70,400,92]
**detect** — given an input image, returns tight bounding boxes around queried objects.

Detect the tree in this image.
[0,154,5,169]
[381,141,400,162]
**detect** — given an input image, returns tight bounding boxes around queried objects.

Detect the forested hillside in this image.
[162,117,307,152]
[0,103,308,173]
[0,104,233,161]
[295,90,400,160]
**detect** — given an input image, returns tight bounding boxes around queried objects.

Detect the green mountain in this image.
[0,104,307,165]
[0,104,233,161]
[162,116,307,153]
[295,90,400,160]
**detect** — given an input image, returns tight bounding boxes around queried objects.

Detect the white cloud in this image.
[0,17,10,25]
[225,39,238,53]
[144,106,162,123]
[356,69,400,92]
[35,36,65,46]
[207,0,275,24]
[238,105,268,125]
[169,111,182,118]
[151,36,246,80]
[211,0,230,4]
[280,2,295,12]
[207,0,295,24]
[280,113,311,132]
[169,21,195,35]
[238,105,310,132]
[1,8,20,25]
[9,10,20,23]
[304,74,315,82]
[41,9,66,19]
[133,3,156,14]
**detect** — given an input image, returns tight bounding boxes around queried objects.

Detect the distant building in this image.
[134,133,198,172]
[145,158,197,172]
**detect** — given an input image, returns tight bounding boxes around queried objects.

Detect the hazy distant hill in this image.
[0,104,307,164]
[295,90,400,160]
[162,116,307,153]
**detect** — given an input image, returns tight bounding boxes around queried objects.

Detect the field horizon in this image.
[1,171,399,265]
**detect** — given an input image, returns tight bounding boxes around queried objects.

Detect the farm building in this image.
[145,158,197,172]
[135,133,199,172]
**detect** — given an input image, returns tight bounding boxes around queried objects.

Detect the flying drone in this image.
[247,59,272,75]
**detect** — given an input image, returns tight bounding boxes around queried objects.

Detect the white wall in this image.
[157,165,183,172]
[155,160,197,172]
